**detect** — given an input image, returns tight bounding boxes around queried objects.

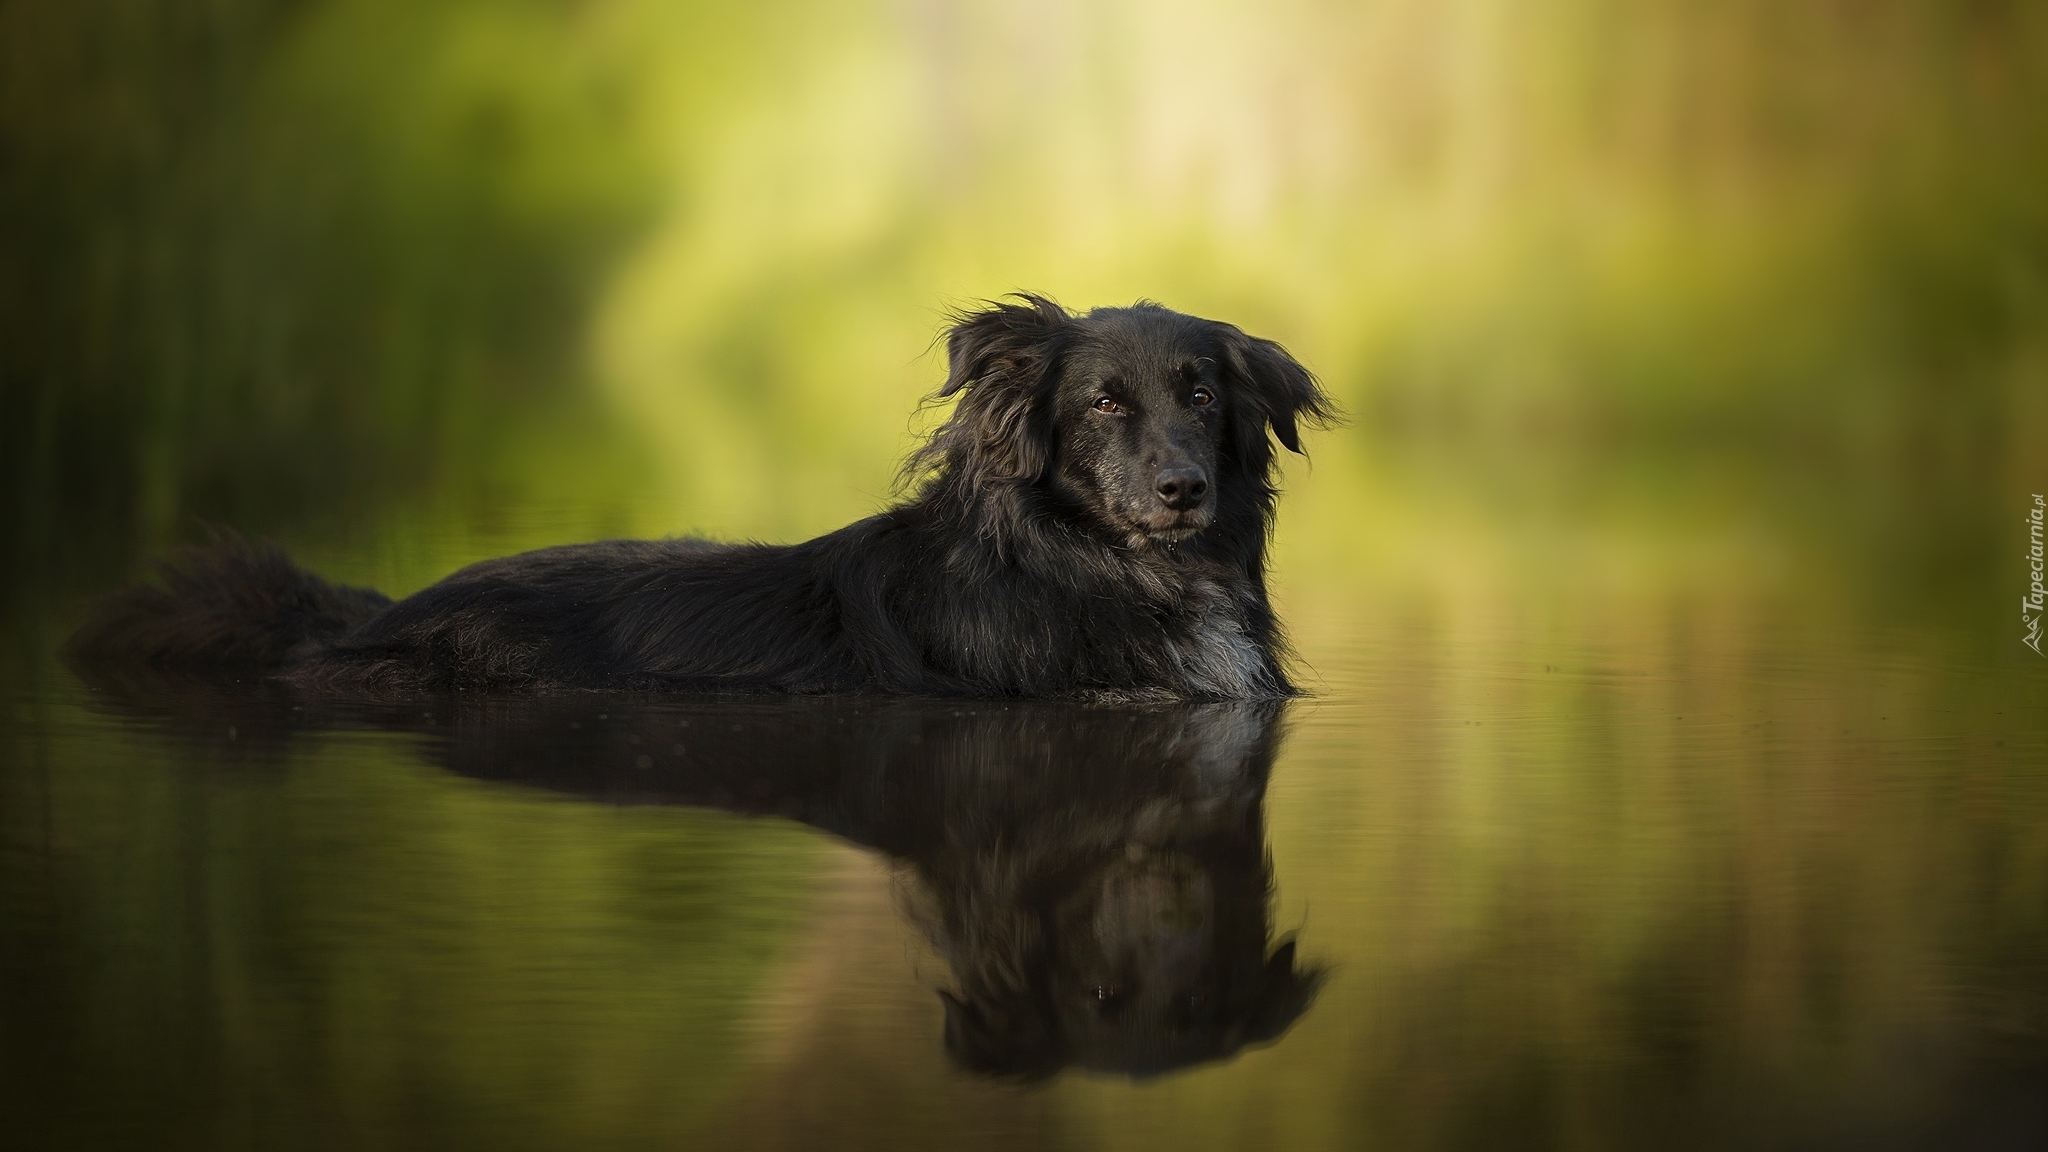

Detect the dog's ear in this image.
[1239,938,1326,1046]
[939,294,1069,401]
[916,295,1072,486]
[1218,326,1333,455]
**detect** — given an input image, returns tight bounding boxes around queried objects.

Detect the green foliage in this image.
[5,0,2045,606]
[0,0,654,589]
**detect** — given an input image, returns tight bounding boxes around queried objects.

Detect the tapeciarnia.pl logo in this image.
[2027,494,2045,656]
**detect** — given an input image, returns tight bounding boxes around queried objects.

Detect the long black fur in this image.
[67,297,1333,699]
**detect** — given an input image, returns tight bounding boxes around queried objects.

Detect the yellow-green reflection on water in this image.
[5,0,2048,1147]
[4,716,822,1149]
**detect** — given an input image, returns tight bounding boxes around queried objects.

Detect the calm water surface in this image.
[4,571,2044,1151]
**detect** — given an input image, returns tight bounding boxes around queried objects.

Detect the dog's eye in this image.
[1190,388,1214,408]
[1091,396,1123,414]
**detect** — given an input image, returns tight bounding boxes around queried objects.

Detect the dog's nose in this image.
[1154,465,1209,510]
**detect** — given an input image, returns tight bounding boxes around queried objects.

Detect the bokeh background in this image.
[6,1,2048,1149]
[6,0,2046,615]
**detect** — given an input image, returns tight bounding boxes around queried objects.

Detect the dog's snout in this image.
[1154,465,1209,510]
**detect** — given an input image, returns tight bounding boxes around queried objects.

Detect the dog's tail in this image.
[64,531,391,674]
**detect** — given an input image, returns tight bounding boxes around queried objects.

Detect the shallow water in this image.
[5,555,2045,1151]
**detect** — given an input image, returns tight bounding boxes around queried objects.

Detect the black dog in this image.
[68,296,1332,698]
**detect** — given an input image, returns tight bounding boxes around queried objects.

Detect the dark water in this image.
[5,590,2045,1151]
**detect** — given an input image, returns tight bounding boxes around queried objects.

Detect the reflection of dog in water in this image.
[72,677,1323,1080]
[894,704,1322,1078]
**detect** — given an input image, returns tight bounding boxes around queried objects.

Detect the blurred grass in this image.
[0,0,654,591]
[3,0,2043,609]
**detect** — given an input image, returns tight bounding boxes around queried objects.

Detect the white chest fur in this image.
[1169,577,1273,698]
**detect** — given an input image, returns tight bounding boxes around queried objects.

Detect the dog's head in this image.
[915,701,1323,1081]
[915,296,1334,547]
[935,843,1324,1082]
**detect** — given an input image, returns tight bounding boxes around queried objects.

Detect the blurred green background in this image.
[5,0,2045,621]
[5,2,2048,1148]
